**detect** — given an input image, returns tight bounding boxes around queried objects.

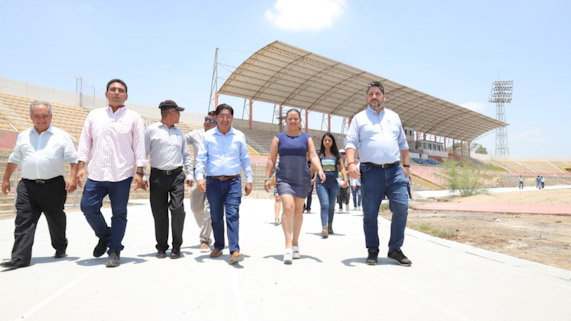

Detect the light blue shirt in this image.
[9,125,77,180]
[194,126,253,183]
[345,107,408,164]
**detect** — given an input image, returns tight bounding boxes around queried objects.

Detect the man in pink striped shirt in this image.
[76,79,146,268]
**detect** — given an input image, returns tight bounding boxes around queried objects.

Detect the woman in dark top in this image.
[265,109,324,264]
[315,133,347,238]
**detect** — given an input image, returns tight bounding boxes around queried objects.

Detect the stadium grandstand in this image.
[2,41,571,214]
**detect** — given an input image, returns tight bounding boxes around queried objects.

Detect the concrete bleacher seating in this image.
[412,157,441,166]
[0,93,89,141]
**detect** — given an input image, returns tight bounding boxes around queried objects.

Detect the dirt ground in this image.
[380,189,571,271]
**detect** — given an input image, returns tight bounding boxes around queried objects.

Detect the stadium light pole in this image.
[489,80,513,156]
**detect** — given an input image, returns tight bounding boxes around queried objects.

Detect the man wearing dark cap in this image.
[144,100,194,259]
[345,81,412,267]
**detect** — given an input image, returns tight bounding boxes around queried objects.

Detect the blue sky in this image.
[1,0,570,157]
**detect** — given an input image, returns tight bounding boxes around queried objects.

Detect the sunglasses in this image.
[204,117,216,124]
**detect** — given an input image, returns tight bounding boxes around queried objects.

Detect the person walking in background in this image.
[264,109,324,264]
[195,104,253,265]
[315,133,347,238]
[303,153,316,214]
[185,111,217,252]
[269,158,281,225]
[76,79,147,268]
[406,175,413,199]
[519,175,524,189]
[1,101,78,270]
[145,100,193,259]
[350,160,362,210]
[337,149,350,213]
[541,176,545,189]
[536,176,542,189]
[345,81,412,267]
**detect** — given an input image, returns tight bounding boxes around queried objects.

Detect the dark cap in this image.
[158,100,184,111]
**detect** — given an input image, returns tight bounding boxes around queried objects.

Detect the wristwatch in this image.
[402,164,410,168]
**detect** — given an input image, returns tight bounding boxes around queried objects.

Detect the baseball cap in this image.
[158,100,184,111]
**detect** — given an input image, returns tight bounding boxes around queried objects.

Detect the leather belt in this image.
[23,176,62,184]
[361,162,398,169]
[209,175,240,181]
[151,167,182,176]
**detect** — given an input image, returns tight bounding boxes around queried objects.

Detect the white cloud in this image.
[461,102,485,112]
[265,0,346,31]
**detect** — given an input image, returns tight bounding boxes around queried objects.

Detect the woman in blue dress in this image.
[264,109,324,264]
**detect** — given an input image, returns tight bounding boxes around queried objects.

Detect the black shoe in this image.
[156,250,167,259]
[388,249,412,266]
[170,248,181,259]
[366,250,379,265]
[93,237,111,258]
[328,223,334,234]
[106,251,120,268]
[54,250,67,259]
[1,258,29,269]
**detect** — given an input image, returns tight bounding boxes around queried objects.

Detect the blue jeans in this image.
[205,176,242,254]
[81,177,132,253]
[315,176,340,226]
[352,185,362,208]
[361,164,408,252]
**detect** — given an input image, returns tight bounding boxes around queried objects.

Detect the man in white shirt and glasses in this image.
[1,101,78,270]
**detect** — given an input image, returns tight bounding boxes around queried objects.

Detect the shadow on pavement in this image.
[341,257,397,267]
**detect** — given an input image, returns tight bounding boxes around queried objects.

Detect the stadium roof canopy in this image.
[219,41,507,142]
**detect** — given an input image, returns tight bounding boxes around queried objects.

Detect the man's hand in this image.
[403,167,410,180]
[134,174,147,191]
[348,163,360,179]
[2,180,10,195]
[186,180,194,187]
[76,168,86,188]
[66,177,77,193]
[245,182,252,196]
[198,180,206,193]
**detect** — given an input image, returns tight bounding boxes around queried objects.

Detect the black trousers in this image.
[337,186,350,207]
[12,176,67,264]
[149,169,186,251]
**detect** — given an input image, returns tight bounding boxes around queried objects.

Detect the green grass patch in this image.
[411,224,457,239]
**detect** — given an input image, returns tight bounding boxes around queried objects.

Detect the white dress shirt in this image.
[145,122,193,180]
[185,129,206,168]
[9,126,77,180]
[77,106,146,182]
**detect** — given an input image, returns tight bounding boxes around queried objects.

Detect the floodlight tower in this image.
[489,80,513,156]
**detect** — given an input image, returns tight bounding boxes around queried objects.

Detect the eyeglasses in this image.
[217,114,233,120]
[204,117,216,124]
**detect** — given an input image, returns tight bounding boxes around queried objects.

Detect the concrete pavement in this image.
[1,198,570,321]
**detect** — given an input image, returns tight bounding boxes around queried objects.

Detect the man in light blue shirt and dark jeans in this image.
[345,81,412,266]
[195,104,253,265]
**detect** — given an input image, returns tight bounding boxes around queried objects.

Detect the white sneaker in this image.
[292,246,300,259]
[284,248,293,264]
